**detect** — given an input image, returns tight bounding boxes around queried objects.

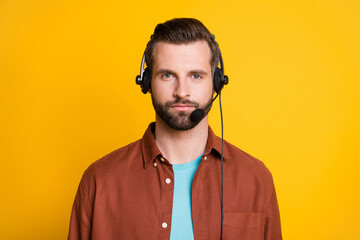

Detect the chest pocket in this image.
[222,212,265,240]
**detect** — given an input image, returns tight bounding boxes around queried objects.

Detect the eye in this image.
[192,74,201,79]
[161,73,174,80]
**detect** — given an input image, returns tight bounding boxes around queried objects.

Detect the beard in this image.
[151,95,213,131]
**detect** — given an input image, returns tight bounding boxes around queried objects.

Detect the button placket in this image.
[156,158,174,238]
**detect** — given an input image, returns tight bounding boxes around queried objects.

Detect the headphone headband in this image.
[135,51,146,85]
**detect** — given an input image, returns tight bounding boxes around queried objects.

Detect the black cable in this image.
[219,92,224,240]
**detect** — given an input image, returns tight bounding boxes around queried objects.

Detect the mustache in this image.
[165,99,200,108]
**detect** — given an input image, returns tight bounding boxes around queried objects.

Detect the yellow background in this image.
[1,0,359,239]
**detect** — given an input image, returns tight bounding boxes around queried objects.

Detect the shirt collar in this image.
[141,122,229,168]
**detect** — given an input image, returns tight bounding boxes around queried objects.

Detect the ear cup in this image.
[213,67,224,94]
[141,68,152,94]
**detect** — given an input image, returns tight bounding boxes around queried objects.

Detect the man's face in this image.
[150,41,213,130]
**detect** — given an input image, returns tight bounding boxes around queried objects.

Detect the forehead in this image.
[152,41,212,71]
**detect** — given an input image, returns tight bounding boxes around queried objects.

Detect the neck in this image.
[154,115,208,164]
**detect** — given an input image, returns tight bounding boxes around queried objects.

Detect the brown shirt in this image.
[68,123,282,240]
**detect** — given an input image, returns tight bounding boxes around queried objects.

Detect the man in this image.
[68,18,282,240]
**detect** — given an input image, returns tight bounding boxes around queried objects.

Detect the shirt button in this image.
[203,156,207,160]
[160,157,165,162]
[165,178,171,184]
[162,222,168,228]
[153,162,157,167]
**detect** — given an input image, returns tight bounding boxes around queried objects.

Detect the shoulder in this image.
[82,139,142,181]
[222,139,273,181]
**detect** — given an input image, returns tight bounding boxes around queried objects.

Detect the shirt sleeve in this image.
[68,173,94,240]
[263,176,282,240]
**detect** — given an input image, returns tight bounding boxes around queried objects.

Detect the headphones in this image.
[136,35,229,94]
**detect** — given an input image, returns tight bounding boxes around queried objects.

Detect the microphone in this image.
[190,93,219,122]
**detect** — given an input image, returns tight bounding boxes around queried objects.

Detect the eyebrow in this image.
[155,69,208,76]
[155,69,177,76]
[189,70,208,75]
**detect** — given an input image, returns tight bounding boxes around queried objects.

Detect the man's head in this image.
[145,18,219,131]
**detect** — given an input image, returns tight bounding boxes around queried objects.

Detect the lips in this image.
[171,104,195,111]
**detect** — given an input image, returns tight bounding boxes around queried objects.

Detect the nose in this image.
[173,76,190,99]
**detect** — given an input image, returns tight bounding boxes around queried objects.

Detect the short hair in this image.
[144,18,220,73]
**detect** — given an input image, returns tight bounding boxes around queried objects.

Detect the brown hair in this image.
[144,18,220,73]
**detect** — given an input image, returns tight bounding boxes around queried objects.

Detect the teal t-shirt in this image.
[170,155,202,240]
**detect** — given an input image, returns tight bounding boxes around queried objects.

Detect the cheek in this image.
[151,81,171,101]
[198,81,214,98]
